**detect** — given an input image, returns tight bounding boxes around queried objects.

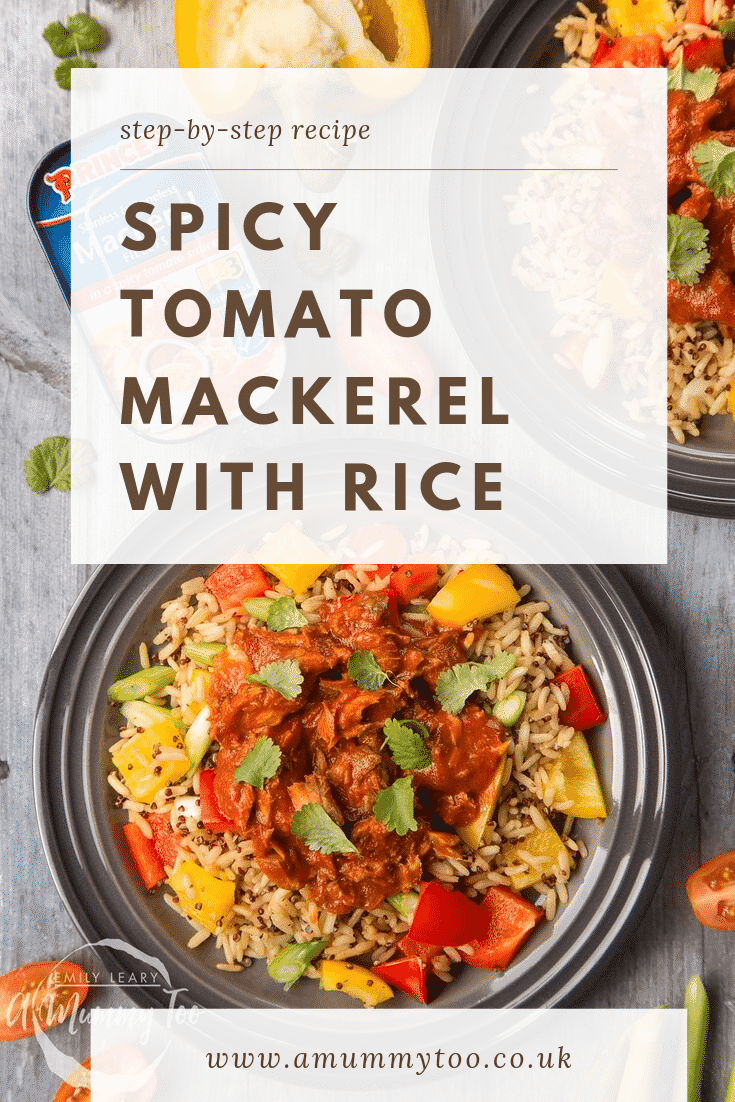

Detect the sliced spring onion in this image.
[184,641,226,667]
[684,975,708,1102]
[492,690,527,727]
[386,891,420,919]
[108,666,176,703]
[484,650,516,680]
[242,597,273,621]
[267,939,328,991]
[184,705,211,778]
[121,700,186,732]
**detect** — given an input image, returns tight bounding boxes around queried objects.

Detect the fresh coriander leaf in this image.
[484,650,516,680]
[667,215,710,285]
[66,12,106,52]
[246,659,303,700]
[382,718,431,770]
[347,650,389,691]
[43,22,74,57]
[667,56,718,102]
[717,17,735,36]
[435,662,498,715]
[695,139,735,199]
[291,803,358,854]
[374,776,418,836]
[24,436,72,493]
[266,596,308,632]
[55,57,96,91]
[233,736,282,788]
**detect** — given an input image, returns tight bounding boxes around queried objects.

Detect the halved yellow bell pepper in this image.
[500,814,568,891]
[167,860,236,934]
[456,755,507,851]
[604,0,674,36]
[175,0,430,68]
[111,720,190,804]
[319,960,393,1005]
[548,733,607,819]
[427,565,520,627]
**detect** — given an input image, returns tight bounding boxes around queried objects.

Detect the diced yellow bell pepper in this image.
[728,385,735,422]
[456,755,507,851]
[427,565,520,627]
[167,860,236,934]
[596,261,646,320]
[548,733,607,819]
[605,0,674,36]
[263,563,329,595]
[500,814,569,891]
[319,960,393,1006]
[111,721,190,804]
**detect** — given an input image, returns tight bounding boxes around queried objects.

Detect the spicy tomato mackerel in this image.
[668,71,735,326]
[209,590,507,914]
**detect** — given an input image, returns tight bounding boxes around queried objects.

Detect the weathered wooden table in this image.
[2,2,734,1099]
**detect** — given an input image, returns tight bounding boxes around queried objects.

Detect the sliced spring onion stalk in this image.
[184,705,211,778]
[121,700,186,732]
[386,891,419,919]
[267,939,328,991]
[242,597,273,621]
[492,690,527,727]
[684,975,708,1102]
[108,666,176,703]
[484,651,516,680]
[184,641,226,667]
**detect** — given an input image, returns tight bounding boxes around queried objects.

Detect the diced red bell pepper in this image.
[397,934,441,964]
[407,881,490,946]
[459,887,543,970]
[390,564,440,605]
[552,665,606,731]
[686,0,706,23]
[590,34,664,68]
[205,563,269,609]
[682,38,726,70]
[148,812,183,869]
[372,957,430,1004]
[199,768,238,833]
[122,821,166,891]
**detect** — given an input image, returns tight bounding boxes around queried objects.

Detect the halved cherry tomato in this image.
[390,564,439,605]
[552,665,606,731]
[372,956,430,1003]
[459,887,543,970]
[407,881,490,946]
[590,34,664,67]
[53,1058,91,1102]
[122,821,166,891]
[686,853,735,930]
[199,768,238,833]
[148,812,183,870]
[0,961,89,1041]
[205,563,269,609]
[682,38,726,70]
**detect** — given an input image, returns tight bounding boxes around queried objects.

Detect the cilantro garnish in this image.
[382,718,431,770]
[695,139,735,199]
[347,650,389,691]
[291,804,358,854]
[24,437,72,493]
[435,662,498,715]
[43,13,105,89]
[667,215,710,285]
[374,776,418,836]
[246,659,303,700]
[667,56,718,103]
[266,596,308,633]
[233,736,282,788]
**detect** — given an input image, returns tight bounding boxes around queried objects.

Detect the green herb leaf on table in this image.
[24,436,72,493]
[666,56,718,102]
[291,803,358,854]
[233,736,282,788]
[435,662,498,715]
[667,215,710,286]
[695,139,735,199]
[347,650,389,691]
[55,57,97,91]
[382,718,431,770]
[266,596,308,632]
[246,659,303,700]
[374,776,418,836]
[43,13,105,57]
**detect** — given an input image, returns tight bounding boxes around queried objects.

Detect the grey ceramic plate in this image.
[34,563,677,1010]
[454,0,735,517]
